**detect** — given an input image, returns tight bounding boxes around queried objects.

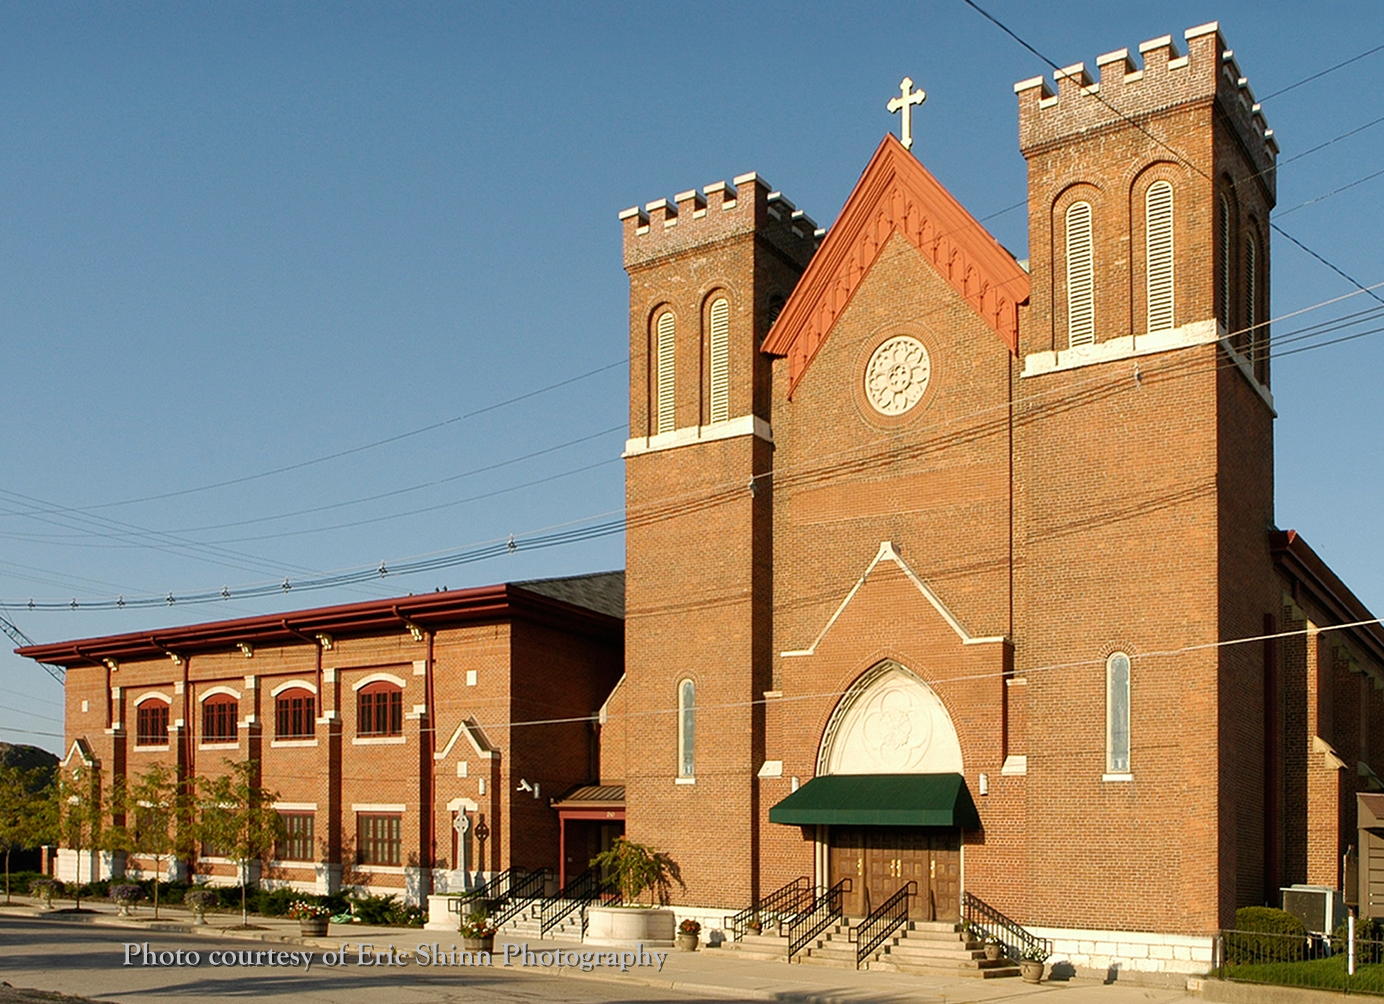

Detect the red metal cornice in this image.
[16,582,619,666]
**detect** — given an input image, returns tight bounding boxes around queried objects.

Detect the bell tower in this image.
[1011,22,1282,930]
[618,175,817,906]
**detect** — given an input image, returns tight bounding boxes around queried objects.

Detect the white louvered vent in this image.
[1218,195,1232,333]
[656,312,676,434]
[1066,201,1095,347]
[708,298,730,423]
[1145,181,1175,332]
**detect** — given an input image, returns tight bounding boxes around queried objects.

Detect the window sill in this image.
[266,859,317,868]
[199,742,240,751]
[1102,772,1134,783]
[675,777,696,785]
[353,735,406,745]
[355,864,406,874]
[271,738,318,748]
[134,744,170,752]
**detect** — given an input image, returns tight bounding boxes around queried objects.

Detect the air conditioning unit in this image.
[1281,885,1346,934]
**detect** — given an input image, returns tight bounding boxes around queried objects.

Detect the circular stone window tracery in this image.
[864,336,931,416]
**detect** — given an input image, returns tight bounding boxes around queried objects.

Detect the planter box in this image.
[584,906,675,947]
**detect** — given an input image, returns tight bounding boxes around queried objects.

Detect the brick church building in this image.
[22,20,1384,978]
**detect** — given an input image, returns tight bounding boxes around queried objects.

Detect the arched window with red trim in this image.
[136,700,170,746]
[358,682,403,737]
[275,688,316,739]
[202,695,239,743]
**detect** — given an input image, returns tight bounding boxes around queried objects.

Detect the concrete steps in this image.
[497,902,583,941]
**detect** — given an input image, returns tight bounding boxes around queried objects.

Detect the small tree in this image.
[0,764,55,903]
[590,837,683,906]
[55,767,103,910]
[194,760,285,927]
[109,763,188,919]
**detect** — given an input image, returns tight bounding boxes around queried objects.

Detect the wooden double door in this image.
[827,827,960,921]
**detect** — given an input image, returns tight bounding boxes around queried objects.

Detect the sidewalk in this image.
[0,895,1204,1003]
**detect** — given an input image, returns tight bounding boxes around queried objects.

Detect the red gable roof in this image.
[762,135,1029,399]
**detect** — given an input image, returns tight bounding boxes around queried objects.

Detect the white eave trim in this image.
[624,414,771,458]
[781,541,1007,657]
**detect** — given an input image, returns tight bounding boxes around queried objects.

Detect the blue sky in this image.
[2,1,1382,753]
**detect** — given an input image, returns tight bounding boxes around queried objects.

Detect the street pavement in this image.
[0,897,1205,1003]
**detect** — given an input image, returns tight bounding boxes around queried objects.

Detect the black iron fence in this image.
[724,876,813,942]
[539,868,616,937]
[490,868,551,927]
[1214,927,1384,996]
[852,881,915,969]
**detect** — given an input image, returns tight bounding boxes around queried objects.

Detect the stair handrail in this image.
[851,880,915,969]
[787,878,852,963]
[539,868,616,937]
[961,890,1051,963]
[724,876,813,942]
[491,867,551,927]
[470,866,522,904]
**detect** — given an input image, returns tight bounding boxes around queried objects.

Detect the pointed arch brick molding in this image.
[763,135,1030,398]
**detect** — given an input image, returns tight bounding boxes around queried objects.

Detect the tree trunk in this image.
[4,848,10,905]
[240,860,248,927]
[152,857,161,919]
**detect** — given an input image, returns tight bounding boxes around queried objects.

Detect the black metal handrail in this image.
[852,881,915,969]
[539,868,615,937]
[448,866,523,915]
[961,890,1051,963]
[787,878,852,963]
[491,867,551,927]
[724,876,813,942]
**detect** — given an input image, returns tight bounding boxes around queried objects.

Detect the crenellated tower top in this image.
[619,173,821,273]
[1014,22,1277,198]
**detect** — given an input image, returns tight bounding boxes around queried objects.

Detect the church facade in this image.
[23,20,1384,980]
[609,21,1384,974]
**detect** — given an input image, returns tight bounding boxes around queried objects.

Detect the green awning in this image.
[768,773,980,829]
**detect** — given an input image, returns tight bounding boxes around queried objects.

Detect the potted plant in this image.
[458,908,497,953]
[1018,943,1049,983]
[186,889,218,925]
[288,899,331,937]
[745,917,763,936]
[984,936,1004,961]
[109,883,146,917]
[31,878,62,910]
[676,918,701,951]
[585,837,682,947]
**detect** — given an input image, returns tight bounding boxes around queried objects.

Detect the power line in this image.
[1259,43,1384,101]
[5,278,1381,613]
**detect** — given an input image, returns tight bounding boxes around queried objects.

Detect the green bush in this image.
[1227,907,1308,964]
[388,903,425,927]
[350,893,400,925]
[4,871,47,895]
[1330,917,1384,965]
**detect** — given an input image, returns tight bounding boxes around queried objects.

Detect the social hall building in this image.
[22,22,1384,978]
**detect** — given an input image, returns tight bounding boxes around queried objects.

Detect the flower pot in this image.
[299,916,329,937]
[676,932,698,952]
[984,942,1003,961]
[462,935,494,953]
[191,908,207,926]
[1020,959,1044,984]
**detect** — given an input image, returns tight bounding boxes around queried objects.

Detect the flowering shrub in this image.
[110,884,146,905]
[31,878,63,902]
[287,899,331,920]
[679,918,701,936]
[458,909,497,939]
[186,889,219,912]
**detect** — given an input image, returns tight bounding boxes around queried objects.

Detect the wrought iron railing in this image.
[539,868,615,937]
[852,881,915,969]
[724,876,813,942]
[787,878,852,963]
[490,867,551,927]
[448,866,523,917]
[961,891,1051,964]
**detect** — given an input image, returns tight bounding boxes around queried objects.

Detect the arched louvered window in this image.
[1244,233,1259,363]
[1065,202,1095,347]
[1218,195,1232,334]
[1106,652,1131,774]
[655,312,676,435]
[708,298,730,424]
[1145,182,1175,332]
[677,679,695,778]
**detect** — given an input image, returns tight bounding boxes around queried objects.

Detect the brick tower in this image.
[618,177,817,905]
[1010,22,1280,931]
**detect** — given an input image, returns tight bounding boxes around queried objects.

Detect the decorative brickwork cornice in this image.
[762,135,1029,399]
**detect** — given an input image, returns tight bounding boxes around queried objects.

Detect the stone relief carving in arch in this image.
[817,660,963,776]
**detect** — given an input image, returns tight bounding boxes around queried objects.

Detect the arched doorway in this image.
[810,661,971,921]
